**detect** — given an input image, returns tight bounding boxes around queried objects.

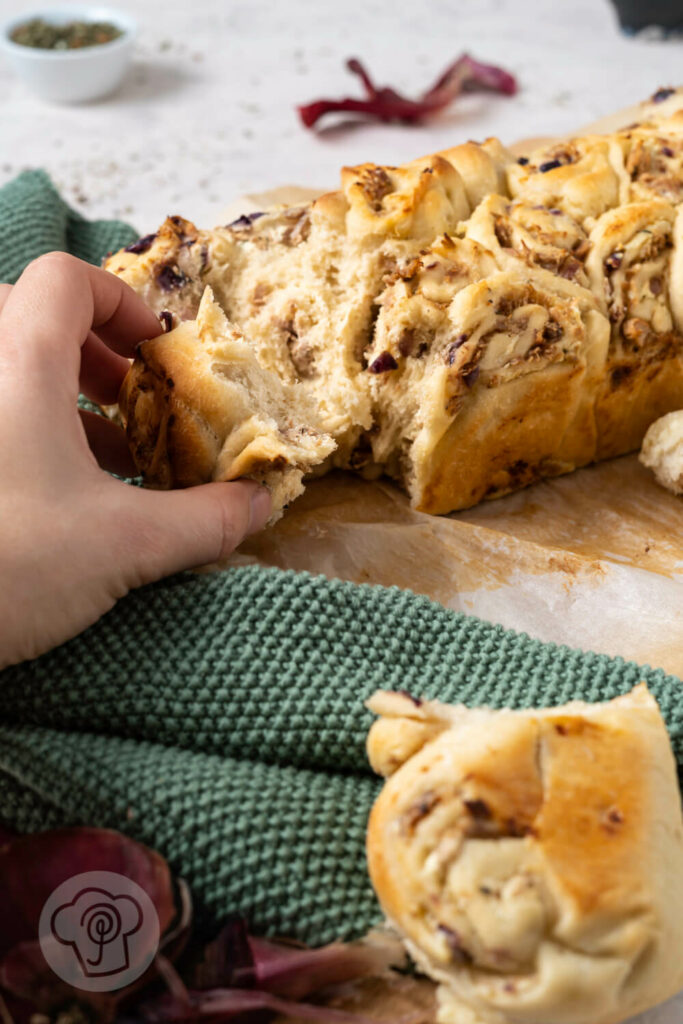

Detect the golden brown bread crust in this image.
[366,260,610,511]
[366,685,683,1024]
[340,154,470,241]
[110,108,683,516]
[105,215,208,321]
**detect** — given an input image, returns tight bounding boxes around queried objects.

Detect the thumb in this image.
[116,479,272,587]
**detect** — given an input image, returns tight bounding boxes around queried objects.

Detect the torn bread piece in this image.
[640,408,683,494]
[119,287,336,520]
[108,138,516,479]
[104,215,209,321]
[366,684,683,1024]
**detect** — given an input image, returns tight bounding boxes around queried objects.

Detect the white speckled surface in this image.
[1,0,683,233]
[1,5,682,1019]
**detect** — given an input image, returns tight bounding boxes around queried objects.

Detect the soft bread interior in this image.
[119,287,336,521]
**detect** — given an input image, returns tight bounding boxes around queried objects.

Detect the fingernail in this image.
[248,486,272,535]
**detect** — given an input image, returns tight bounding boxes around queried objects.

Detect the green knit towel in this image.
[0,169,136,283]
[0,172,681,945]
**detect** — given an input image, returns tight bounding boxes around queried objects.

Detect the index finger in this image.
[0,252,162,367]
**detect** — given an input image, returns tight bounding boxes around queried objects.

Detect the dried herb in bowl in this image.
[10,17,122,50]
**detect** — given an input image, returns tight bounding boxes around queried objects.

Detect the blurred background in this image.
[1,0,683,231]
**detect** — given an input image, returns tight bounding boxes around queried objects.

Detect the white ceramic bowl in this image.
[0,6,136,103]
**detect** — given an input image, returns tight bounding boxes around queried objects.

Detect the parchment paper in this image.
[230,458,683,674]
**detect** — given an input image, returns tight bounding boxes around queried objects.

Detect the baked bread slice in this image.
[109,102,683,516]
[119,287,335,519]
[365,685,683,1024]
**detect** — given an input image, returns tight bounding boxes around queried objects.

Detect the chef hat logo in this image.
[50,886,143,978]
[39,871,160,992]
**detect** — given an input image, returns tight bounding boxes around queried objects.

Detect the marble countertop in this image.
[2,0,683,232]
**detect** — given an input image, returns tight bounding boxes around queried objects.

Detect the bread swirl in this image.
[585,198,683,456]
[366,259,608,510]
[108,104,683,515]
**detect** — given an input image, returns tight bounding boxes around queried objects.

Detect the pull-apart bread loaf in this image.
[366,684,683,1024]
[109,102,683,515]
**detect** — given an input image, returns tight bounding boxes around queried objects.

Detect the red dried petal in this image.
[192,915,255,990]
[423,53,517,102]
[193,918,404,1001]
[346,57,380,98]
[298,97,428,128]
[0,828,176,959]
[298,53,517,128]
[0,828,185,1022]
[0,824,16,850]
[0,940,118,1021]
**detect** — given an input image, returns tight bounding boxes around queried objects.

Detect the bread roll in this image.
[365,685,683,1024]
[616,115,683,203]
[640,408,683,494]
[507,135,627,221]
[464,194,591,287]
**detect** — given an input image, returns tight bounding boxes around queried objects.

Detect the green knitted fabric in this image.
[2,567,683,943]
[0,169,136,283]
[0,172,682,946]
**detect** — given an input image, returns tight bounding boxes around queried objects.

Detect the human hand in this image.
[0,252,271,668]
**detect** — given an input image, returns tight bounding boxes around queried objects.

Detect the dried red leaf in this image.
[0,832,410,1024]
[0,940,118,1022]
[0,828,176,960]
[422,54,517,101]
[0,828,184,1022]
[159,878,193,963]
[193,918,404,1001]
[0,825,16,851]
[192,915,254,990]
[298,54,517,128]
